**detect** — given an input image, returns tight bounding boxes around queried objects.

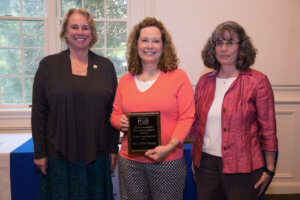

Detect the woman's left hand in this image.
[144,145,173,162]
[254,171,272,196]
[255,151,276,196]
[109,153,118,173]
[144,137,180,162]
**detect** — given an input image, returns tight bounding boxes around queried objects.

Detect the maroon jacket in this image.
[190,69,278,173]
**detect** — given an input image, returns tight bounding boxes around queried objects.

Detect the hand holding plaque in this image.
[127,111,161,154]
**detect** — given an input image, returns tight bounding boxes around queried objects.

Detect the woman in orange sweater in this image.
[110,17,195,200]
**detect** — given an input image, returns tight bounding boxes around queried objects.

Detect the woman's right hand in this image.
[34,157,48,175]
[120,114,129,132]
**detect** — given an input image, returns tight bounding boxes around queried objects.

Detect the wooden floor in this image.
[262,194,300,200]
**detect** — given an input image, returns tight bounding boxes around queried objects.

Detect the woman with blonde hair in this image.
[32,8,119,199]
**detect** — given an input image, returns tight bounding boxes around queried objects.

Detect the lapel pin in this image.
[93,65,98,69]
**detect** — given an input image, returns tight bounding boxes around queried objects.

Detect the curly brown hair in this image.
[202,21,257,70]
[127,17,179,75]
[60,8,98,49]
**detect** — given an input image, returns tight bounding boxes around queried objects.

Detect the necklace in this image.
[223,79,228,84]
[218,72,239,84]
[72,64,88,73]
[219,77,237,85]
[70,57,88,73]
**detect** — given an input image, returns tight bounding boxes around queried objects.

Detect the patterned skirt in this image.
[39,155,113,200]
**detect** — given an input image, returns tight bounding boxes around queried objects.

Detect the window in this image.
[60,0,128,78]
[0,0,150,132]
[0,0,45,106]
[0,0,127,107]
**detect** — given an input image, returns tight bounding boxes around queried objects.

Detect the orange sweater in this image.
[110,69,195,163]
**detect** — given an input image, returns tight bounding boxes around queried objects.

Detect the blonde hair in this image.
[60,8,98,48]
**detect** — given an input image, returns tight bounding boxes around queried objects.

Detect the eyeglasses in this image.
[69,24,91,31]
[216,40,239,47]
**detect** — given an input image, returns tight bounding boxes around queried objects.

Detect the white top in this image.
[135,76,158,92]
[202,77,236,157]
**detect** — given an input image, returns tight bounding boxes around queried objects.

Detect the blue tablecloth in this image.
[9,138,277,200]
[10,139,40,200]
[183,143,197,200]
[9,139,197,200]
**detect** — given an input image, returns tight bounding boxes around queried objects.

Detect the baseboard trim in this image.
[266,182,300,194]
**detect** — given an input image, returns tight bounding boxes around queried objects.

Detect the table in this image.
[183,143,197,200]
[2,134,276,200]
[0,133,32,200]
[9,139,122,200]
[10,138,41,200]
[7,138,197,200]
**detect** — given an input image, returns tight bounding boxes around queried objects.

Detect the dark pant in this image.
[194,152,263,200]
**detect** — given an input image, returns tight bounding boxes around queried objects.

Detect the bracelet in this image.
[167,141,178,150]
[264,168,275,177]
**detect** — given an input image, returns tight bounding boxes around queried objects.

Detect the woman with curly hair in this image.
[110,17,195,200]
[190,21,278,200]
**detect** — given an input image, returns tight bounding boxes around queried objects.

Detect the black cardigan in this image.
[31,49,119,164]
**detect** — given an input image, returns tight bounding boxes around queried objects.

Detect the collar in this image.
[207,68,252,77]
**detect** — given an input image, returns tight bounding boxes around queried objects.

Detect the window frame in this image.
[0,0,154,133]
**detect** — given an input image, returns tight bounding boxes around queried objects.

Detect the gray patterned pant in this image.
[118,155,187,200]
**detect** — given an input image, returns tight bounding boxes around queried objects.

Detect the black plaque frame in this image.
[127,111,161,154]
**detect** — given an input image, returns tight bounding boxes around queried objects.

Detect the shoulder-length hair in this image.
[202,21,257,70]
[60,8,98,49]
[127,17,179,75]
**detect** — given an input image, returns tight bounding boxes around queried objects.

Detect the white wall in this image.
[149,0,300,194]
[152,0,300,86]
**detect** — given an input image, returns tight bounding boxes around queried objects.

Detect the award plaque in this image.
[127,111,161,154]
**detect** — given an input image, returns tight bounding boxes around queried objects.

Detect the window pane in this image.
[25,77,33,104]
[92,49,105,57]
[24,49,45,75]
[61,41,68,50]
[94,21,104,48]
[107,49,126,77]
[85,0,104,18]
[106,22,126,48]
[59,20,68,50]
[0,0,21,17]
[22,20,44,47]
[0,20,20,47]
[1,77,23,104]
[61,0,81,17]
[23,0,44,17]
[0,49,22,75]
[106,0,126,19]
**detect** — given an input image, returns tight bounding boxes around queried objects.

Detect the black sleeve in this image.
[31,58,49,159]
[106,62,120,154]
